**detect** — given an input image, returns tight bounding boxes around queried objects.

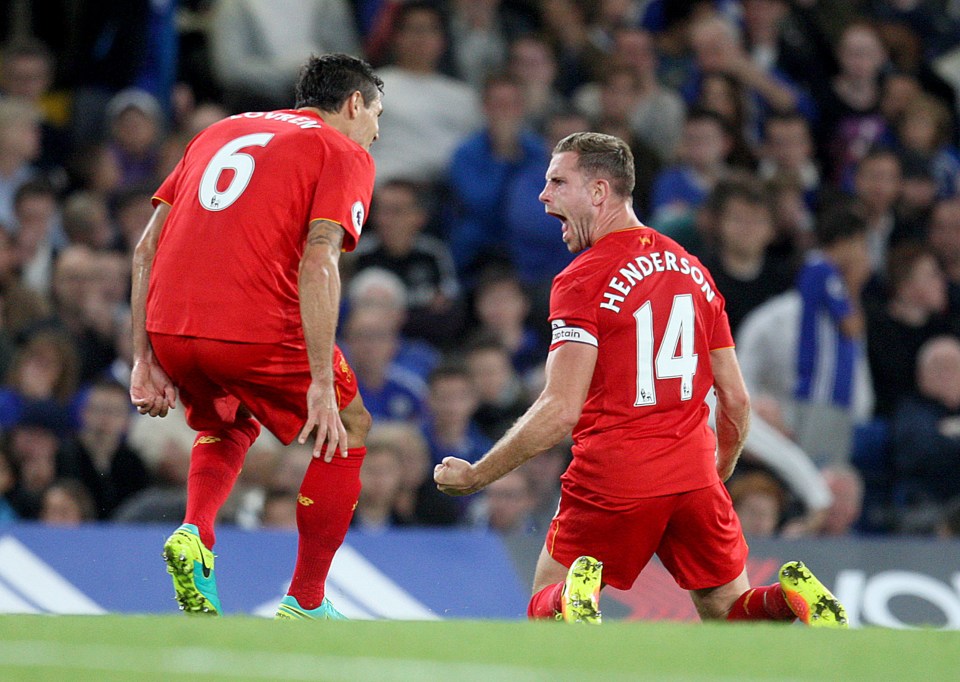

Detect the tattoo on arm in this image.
[307,220,345,250]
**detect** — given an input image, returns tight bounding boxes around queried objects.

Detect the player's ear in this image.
[347,90,364,118]
[592,178,609,205]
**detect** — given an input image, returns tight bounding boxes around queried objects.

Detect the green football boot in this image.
[162,523,222,615]
[275,595,348,620]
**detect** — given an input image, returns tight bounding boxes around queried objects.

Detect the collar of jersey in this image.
[595,225,649,246]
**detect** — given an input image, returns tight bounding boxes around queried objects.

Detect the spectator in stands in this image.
[0,225,49,351]
[469,468,537,536]
[506,34,567,133]
[792,204,873,466]
[66,143,123,200]
[758,112,821,210]
[12,179,60,296]
[0,38,69,172]
[372,2,481,185]
[421,363,491,468]
[819,464,865,537]
[572,26,685,163]
[105,89,165,191]
[891,336,960,518]
[465,335,529,440]
[727,469,787,538]
[472,267,547,377]
[866,242,951,417]
[352,179,465,347]
[260,488,298,530]
[341,305,427,423]
[447,73,549,284]
[701,176,793,335]
[929,198,960,291]
[537,0,594,96]
[344,267,440,381]
[522,440,568,531]
[0,97,42,228]
[650,108,731,250]
[5,403,71,519]
[61,191,117,251]
[684,12,812,138]
[896,94,960,199]
[764,172,815,258]
[114,186,155,257]
[741,0,834,97]
[47,246,119,383]
[207,0,361,113]
[364,421,459,526]
[352,439,407,532]
[58,379,150,520]
[38,477,96,526]
[0,446,18,523]
[694,72,757,170]
[816,21,892,187]
[449,0,509,89]
[851,148,910,277]
[0,329,78,431]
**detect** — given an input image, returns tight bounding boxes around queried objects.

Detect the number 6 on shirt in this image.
[198,133,275,211]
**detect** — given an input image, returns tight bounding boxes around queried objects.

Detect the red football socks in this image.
[184,418,261,549]
[726,584,796,622]
[287,446,366,611]
[528,582,564,619]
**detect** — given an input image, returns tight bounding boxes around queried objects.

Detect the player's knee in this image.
[343,403,372,446]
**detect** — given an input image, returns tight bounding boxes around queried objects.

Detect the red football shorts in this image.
[149,333,358,444]
[545,479,748,591]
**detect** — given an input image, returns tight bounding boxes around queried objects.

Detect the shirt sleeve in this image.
[310,147,376,252]
[153,157,184,207]
[548,269,599,350]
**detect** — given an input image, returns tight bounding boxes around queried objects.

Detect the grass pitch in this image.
[0,615,955,681]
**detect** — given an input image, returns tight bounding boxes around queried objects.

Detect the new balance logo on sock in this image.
[194,436,222,445]
[297,494,314,506]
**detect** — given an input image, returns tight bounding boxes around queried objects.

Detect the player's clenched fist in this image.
[434,456,479,496]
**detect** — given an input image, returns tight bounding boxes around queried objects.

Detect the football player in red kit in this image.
[435,132,847,628]
[131,53,382,619]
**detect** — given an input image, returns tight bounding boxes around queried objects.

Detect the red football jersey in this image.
[549,226,735,499]
[148,109,375,343]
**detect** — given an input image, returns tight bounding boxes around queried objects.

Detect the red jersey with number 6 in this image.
[148,109,375,343]
[549,226,735,499]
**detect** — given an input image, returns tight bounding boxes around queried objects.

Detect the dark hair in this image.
[887,241,937,294]
[428,362,472,387]
[815,202,868,247]
[13,177,57,209]
[294,53,383,112]
[553,132,635,198]
[707,174,772,217]
[0,37,53,67]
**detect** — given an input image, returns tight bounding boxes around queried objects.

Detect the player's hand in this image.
[434,457,480,496]
[130,359,177,418]
[300,380,348,461]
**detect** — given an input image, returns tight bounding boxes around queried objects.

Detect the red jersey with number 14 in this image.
[148,109,374,343]
[549,226,734,499]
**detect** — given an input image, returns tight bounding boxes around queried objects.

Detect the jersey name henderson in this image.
[599,249,717,314]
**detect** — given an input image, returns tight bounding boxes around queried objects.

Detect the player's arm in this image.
[130,202,177,417]
[435,342,596,496]
[711,346,751,482]
[298,218,349,461]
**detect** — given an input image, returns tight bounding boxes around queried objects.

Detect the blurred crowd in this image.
[1,0,960,541]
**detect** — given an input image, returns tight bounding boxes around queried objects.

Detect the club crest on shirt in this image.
[351,201,365,234]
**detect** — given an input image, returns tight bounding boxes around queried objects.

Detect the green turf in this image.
[0,615,955,681]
